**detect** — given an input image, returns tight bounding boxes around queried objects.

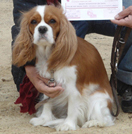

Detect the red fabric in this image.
[46,0,59,5]
[15,76,39,115]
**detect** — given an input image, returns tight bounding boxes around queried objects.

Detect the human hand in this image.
[25,66,64,98]
[111,6,132,28]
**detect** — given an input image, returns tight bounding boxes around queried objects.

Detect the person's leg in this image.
[117,31,132,86]
[71,21,92,38]
[116,30,132,113]
[116,0,132,113]
[92,20,116,36]
[71,20,116,38]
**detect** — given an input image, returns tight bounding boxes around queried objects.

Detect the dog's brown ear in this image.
[48,14,77,71]
[12,13,36,67]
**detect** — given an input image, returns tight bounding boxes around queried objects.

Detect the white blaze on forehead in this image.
[36,6,46,20]
[33,5,54,45]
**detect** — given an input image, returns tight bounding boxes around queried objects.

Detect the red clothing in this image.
[47,0,59,5]
[15,76,39,115]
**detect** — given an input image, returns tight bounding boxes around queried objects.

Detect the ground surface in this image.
[0,1,132,134]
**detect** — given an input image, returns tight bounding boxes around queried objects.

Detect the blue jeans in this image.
[71,20,116,38]
[117,0,132,85]
[71,0,132,86]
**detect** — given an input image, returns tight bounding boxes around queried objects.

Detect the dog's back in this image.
[72,37,112,95]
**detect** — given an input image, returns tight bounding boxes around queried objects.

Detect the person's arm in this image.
[111,6,132,28]
[25,66,64,98]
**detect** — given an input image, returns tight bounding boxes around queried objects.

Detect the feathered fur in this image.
[48,14,77,71]
[12,5,115,131]
[12,8,37,67]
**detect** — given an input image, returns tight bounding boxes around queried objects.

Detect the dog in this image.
[12,5,115,131]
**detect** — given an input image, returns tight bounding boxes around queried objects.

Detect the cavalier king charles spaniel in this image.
[12,5,115,131]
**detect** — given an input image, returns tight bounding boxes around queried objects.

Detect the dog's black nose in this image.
[38,26,48,34]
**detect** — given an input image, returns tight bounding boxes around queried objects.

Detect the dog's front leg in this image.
[30,100,53,126]
[55,86,80,131]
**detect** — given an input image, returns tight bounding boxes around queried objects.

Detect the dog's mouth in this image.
[39,34,48,41]
[35,33,55,45]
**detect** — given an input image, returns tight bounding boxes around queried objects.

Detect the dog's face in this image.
[12,5,77,70]
[28,6,62,45]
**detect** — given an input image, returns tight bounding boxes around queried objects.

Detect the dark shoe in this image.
[117,81,132,113]
[121,87,132,113]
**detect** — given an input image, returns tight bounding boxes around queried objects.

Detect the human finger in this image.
[37,82,64,98]
[37,74,50,84]
[115,6,132,20]
[111,15,132,28]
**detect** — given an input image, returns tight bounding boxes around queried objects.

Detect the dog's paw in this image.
[55,122,76,131]
[30,117,47,126]
[82,120,105,128]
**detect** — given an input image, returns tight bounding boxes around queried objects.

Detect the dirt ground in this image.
[0,1,132,134]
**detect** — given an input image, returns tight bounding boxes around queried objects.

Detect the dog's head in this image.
[12,5,77,70]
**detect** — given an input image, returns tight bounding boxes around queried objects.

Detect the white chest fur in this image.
[36,46,77,91]
[36,60,77,89]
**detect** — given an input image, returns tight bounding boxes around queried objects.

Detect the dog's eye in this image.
[49,19,56,24]
[31,20,37,24]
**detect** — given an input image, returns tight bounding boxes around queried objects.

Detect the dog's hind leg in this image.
[82,91,115,128]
